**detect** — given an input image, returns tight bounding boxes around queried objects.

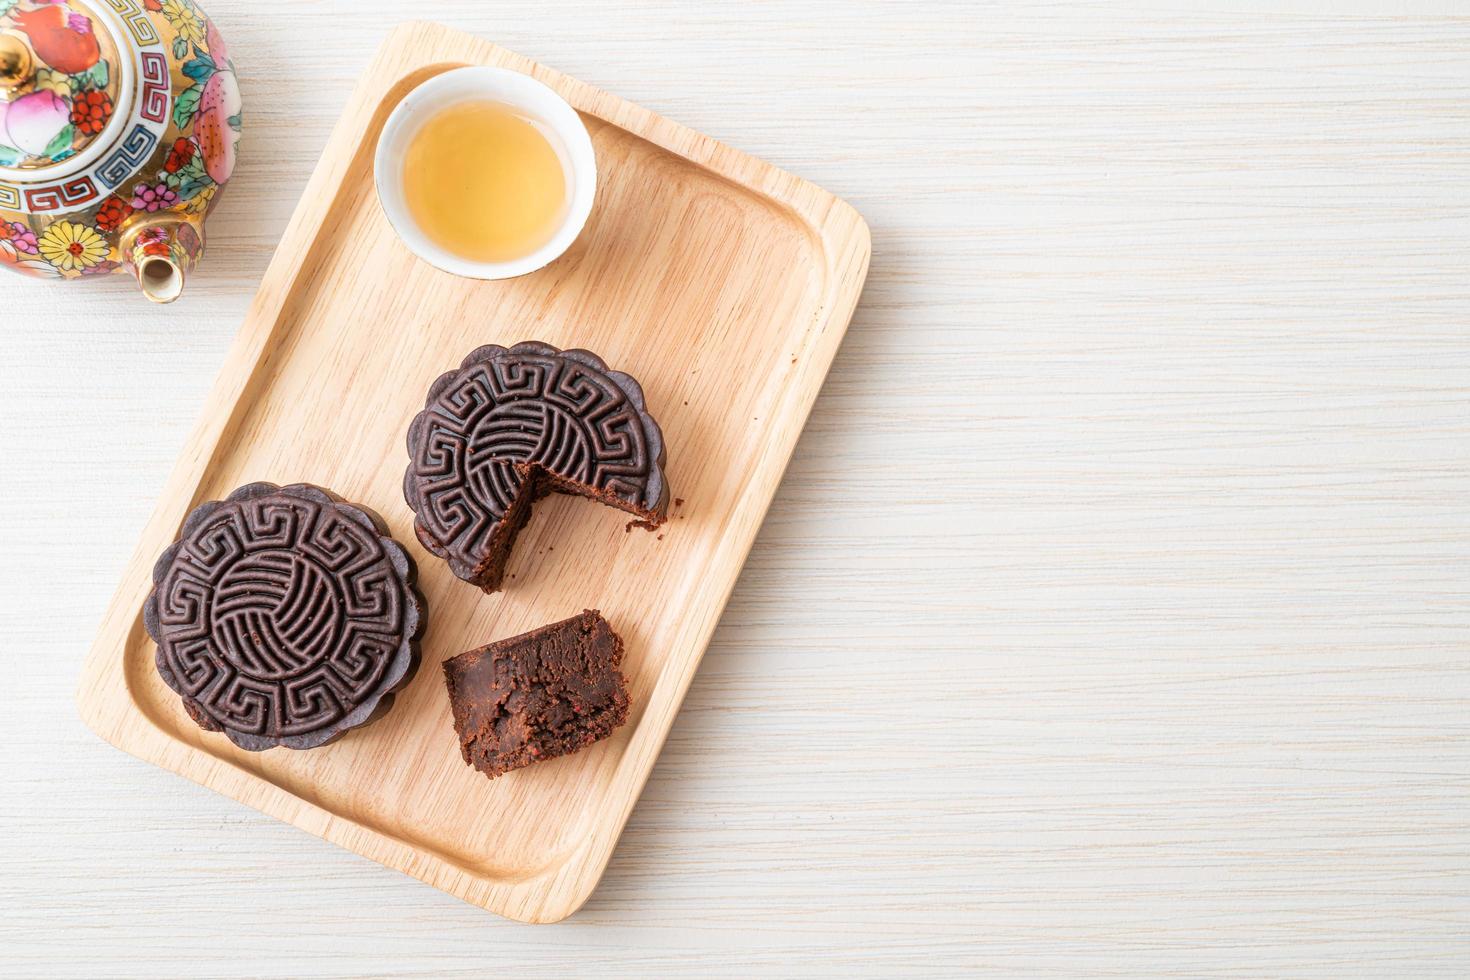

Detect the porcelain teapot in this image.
[0,0,239,302]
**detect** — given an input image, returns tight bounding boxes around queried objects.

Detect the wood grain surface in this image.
[5,0,1470,975]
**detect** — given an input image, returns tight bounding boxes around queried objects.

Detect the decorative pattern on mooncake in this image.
[403,341,670,592]
[143,482,424,751]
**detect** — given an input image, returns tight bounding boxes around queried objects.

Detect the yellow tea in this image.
[402,101,568,263]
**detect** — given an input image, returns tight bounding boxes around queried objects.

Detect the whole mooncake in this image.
[143,482,425,751]
[404,341,670,592]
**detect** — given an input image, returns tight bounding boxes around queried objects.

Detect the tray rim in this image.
[76,20,871,923]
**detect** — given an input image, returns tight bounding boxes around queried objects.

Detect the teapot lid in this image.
[0,0,128,178]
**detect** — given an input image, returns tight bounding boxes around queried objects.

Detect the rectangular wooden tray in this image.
[77,21,869,923]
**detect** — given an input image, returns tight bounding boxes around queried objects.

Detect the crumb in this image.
[625,518,660,533]
[791,355,797,364]
[657,534,664,540]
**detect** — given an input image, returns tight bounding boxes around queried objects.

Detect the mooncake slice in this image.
[443,609,630,779]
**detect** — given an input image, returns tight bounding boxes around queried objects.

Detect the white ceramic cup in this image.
[374,66,596,280]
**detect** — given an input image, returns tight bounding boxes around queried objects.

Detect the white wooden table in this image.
[5,2,1469,975]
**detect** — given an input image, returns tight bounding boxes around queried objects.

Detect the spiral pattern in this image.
[404,342,669,584]
[143,483,422,751]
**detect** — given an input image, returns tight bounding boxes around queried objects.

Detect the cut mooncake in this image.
[403,341,669,592]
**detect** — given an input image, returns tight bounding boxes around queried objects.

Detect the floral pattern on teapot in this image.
[0,0,239,284]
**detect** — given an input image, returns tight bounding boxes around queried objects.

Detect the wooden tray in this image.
[77,21,869,923]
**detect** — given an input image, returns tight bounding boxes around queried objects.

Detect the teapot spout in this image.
[134,250,184,303]
[121,214,204,304]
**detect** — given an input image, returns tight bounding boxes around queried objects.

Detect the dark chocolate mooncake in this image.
[143,482,425,751]
[403,341,670,592]
[443,609,630,779]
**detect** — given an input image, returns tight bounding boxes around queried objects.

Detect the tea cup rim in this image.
[373,65,596,280]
